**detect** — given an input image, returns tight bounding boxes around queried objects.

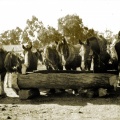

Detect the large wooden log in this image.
[17,70,119,89]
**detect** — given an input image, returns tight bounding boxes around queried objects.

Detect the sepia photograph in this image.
[0,0,120,119]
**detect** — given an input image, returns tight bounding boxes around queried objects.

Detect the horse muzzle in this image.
[21,64,27,74]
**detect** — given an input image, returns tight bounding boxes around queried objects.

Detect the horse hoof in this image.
[47,89,56,95]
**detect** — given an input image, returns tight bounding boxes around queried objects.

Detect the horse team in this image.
[0,32,120,96]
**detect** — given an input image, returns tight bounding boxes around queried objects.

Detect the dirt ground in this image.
[0,93,120,120]
[0,64,120,120]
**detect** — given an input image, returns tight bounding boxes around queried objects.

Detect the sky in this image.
[0,0,120,34]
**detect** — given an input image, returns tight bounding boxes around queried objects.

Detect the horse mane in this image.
[87,36,100,54]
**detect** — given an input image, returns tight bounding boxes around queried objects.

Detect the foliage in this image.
[0,27,22,45]
[58,14,84,44]
[0,14,115,47]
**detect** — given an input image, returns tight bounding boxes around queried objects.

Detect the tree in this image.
[21,16,46,47]
[58,14,84,44]
[0,27,23,45]
[37,26,62,46]
[47,26,62,43]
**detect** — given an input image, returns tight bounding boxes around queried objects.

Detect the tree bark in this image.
[17,70,118,89]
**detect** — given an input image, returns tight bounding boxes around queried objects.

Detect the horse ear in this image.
[63,38,67,44]
[79,39,84,45]
[55,41,58,45]
[86,39,90,46]
[22,45,25,50]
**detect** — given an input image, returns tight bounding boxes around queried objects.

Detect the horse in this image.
[56,38,82,95]
[42,43,64,94]
[43,43,63,71]
[3,51,24,97]
[79,36,111,73]
[22,41,43,73]
[57,38,82,71]
[4,52,24,73]
[0,47,24,97]
[108,38,120,73]
[0,48,8,96]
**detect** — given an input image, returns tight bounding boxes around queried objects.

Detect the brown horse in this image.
[57,38,82,95]
[43,43,63,71]
[57,38,82,71]
[0,47,23,96]
[42,43,64,94]
[22,41,43,73]
[79,36,110,73]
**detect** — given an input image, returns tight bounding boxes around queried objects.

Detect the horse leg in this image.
[93,55,99,73]
[87,60,92,71]
[0,72,6,96]
[65,65,71,70]
[72,67,76,70]
[58,63,63,70]
[72,89,79,96]
[80,66,82,71]
[48,88,56,94]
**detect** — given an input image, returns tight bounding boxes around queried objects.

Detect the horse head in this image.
[79,36,113,72]
[22,41,32,51]
[22,41,39,73]
[108,39,120,72]
[4,51,23,73]
[57,38,70,66]
[79,39,93,71]
[43,44,63,70]
[109,39,118,61]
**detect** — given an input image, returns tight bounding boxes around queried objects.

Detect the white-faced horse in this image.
[22,41,43,73]
[108,38,120,73]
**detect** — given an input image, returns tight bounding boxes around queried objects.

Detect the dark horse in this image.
[4,51,24,91]
[22,41,43,73]
[0,48,8,95]
[0,48,23,96]
[43,43,64,94]
[0,49,8,80]
[4,52,24,73]
[79,36,110,73]
[57,38,82,70]
[43,43,63,70]
[57,38,82,95]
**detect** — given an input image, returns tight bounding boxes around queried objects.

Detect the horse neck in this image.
[24,50,38,71]
[0,51,8,71]
[64,44,75,63]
